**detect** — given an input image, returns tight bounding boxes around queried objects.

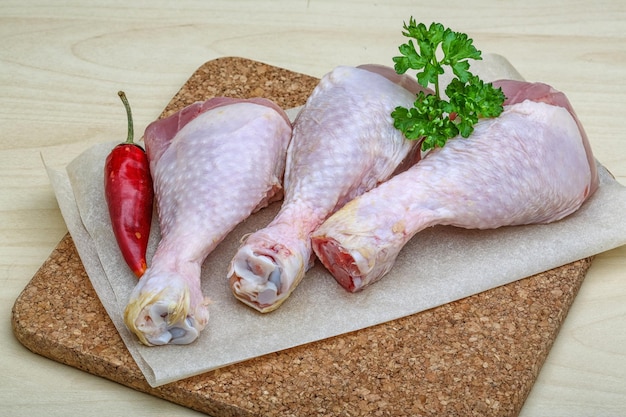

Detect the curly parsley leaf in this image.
[391,92,459,150]
[392,19,506,150]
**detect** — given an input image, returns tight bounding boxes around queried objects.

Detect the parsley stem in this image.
[431,55,441,99]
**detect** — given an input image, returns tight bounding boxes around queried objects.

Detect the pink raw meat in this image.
[227,65,428,312]
[311,81,598,292]
[124,97,291,346]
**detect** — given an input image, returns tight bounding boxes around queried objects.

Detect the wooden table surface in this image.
[1,1,625,416]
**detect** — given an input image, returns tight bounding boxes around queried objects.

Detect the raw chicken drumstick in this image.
[227,64,428,312]
[311,80,599,292]
[124,97,292,346]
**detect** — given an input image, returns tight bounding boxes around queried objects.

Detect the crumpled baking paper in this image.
[44,56,626,387]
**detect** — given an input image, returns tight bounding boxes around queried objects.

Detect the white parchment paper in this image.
[44,56,626,387]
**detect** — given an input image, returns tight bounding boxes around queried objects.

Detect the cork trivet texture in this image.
[12,57,594,417]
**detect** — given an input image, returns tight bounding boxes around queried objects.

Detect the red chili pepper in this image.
[104,91,153,278]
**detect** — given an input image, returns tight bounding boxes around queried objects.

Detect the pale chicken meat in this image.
[227,64,428,312]
[311,81,599,292]
[124,97,291,346]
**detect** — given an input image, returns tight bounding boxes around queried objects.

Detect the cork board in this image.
[12,57,594,417]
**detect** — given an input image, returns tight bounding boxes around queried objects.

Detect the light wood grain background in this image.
[1,1,624,416]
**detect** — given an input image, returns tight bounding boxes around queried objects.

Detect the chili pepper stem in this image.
[118,91,135,145]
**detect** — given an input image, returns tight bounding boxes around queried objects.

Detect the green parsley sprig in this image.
[391,19,506,150]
